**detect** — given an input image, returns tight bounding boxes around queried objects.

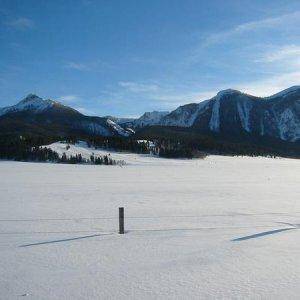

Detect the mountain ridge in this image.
[145,86,300,142]
[0,94,132,137]
[0,86,300,142]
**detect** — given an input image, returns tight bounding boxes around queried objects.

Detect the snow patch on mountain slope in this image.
[80,122,111,136]
[277,108,300,141]
[134,111,169,127]
[260,112,268,136]
[209,97,221,132]
[237,100,253,132]
[79,120,132,137]
[160,106,194,127]
[105,116,136,125]
[161,100,209,127]
[126,127,135,134]
[106,119,131,136]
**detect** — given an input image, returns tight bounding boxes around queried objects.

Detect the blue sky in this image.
[1,0,300,117]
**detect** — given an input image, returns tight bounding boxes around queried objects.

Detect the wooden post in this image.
[119,207,124,234]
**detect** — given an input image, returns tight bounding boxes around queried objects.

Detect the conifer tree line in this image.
[0,134,124,165]
[134,127,300,159]
[0,131,299,161]
[86,136,149,154]
[58,151,119,165]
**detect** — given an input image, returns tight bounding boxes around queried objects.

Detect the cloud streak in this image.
[64,60,113,71]
[59,95,80,103]
[116,81,216,108]
[238,71,300,97]
[261,45,300,63]
[65,62,90,71]
[118,81,159,93]
[201,11,300,48]
[5,17,34,30]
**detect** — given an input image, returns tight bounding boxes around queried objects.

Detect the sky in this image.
[1,0,300,117]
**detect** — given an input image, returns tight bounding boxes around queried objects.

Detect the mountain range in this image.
[0,94,133,137]
[1,86,300,145]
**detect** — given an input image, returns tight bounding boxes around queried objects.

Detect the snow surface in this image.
[43,141,192,165]
[1,153,300,299]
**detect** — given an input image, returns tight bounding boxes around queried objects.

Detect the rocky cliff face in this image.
[135,87,300,142]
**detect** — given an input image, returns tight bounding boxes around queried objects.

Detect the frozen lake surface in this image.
[0,151,300,299]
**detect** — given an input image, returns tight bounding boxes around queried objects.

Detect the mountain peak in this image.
[267,86,300,99]
[0,94,56,116]
[24,93,40,99]
[142,110,169,117]
[20,94,43,103]
[16,94,54,108]
[216,89,241,98]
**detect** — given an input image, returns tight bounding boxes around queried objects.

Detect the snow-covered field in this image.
[0,150,300,299]
[42,141,200,165]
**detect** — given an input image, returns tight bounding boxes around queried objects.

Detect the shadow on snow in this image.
[232,227,296,242]
[19,233,112,248]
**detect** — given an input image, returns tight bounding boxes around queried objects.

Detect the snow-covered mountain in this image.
[1,87,300,143]
[0,94,60,116]
[132,111,169,128]
[190,87,300,142]
[159,100,209,127]
[104,116,136,125]
[0,94,132,137]
[134,87,300,142]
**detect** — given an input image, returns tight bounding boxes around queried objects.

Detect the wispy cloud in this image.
[59,95,80,103]
[64,60,112,71]
[201,11,300,48]
[116,68,300,109]
[5,17,34,30]
[65,62,90,71]
[261,45,300,63]
[118,81,159,93]
[115,80,216,108]
[153,71,300,106]
[238,71,300,97]
[150,91,216,107]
